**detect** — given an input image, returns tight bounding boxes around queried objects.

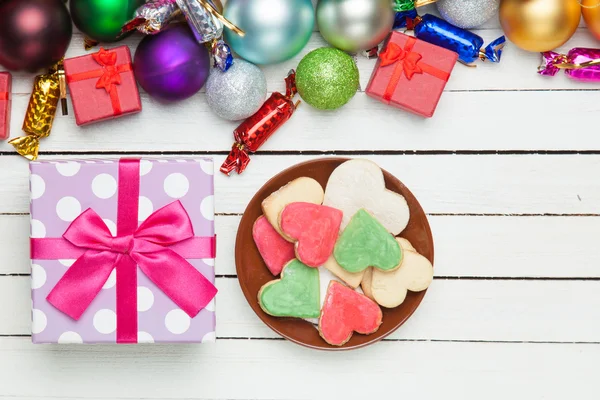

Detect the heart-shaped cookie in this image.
[334,209,402,273]
[258,259,320,318]
[319,281,382,346]
[323,254,365,289]
[280,202,343,268]
[323,159,410,235]
[261,177,325,240]
[371,249,433,308]
[253,215,296,276]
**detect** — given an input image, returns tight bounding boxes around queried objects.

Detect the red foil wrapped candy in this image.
[221,71,299,175]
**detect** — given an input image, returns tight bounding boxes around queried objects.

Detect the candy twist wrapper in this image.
[539,48,600,81]
[9,61,68,161]
[407,14,505,65]
[122,0,242,71]
[221,71,300,176]
[393,0,437,29]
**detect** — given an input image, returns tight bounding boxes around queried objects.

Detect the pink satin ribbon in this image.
[31,158,218,343]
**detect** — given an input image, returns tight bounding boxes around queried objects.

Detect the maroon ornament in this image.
[0,0,73,72]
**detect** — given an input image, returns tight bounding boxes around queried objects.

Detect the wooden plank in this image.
[3,214,600,278]
[2,154,600,215]
[4,276,600,342]
[3,88,600,153]
[0,337,596,399]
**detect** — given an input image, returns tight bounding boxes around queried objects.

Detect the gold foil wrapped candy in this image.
[9,61,67,161]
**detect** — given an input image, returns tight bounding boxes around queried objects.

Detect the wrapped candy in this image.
[122,0,241,71]
[539,48,600,81]
[393,0,436,29]
[221,71,300,175]
[408,14,505,64]
[0,72,11,140]
[9,62,67,161]
[120,0,179,35]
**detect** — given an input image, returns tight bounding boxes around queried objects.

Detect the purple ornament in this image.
[134,24,210,101]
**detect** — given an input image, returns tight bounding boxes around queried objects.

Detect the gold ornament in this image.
[582,0,600,40]
[499,0,581,52]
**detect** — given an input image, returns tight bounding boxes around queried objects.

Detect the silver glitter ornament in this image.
[316,0,395,53]
[206,60,267,121]
[436,0,500,29]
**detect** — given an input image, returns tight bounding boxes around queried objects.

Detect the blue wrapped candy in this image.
[410,14,505,64]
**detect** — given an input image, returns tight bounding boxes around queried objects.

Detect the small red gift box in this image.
[64,46,141,126]
[0,72,11,140]
[366,31,458,118]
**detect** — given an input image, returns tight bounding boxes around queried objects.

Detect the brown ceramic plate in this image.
[235,158,434,350]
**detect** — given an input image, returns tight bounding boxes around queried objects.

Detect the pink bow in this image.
[46,200,217,322]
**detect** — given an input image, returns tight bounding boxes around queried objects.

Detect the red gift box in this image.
[366,31,458,118]
[64,46,141,126]
[0,72,11,140]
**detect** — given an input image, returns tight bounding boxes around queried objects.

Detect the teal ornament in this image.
[223,0,314,65]
[296,47,359,110]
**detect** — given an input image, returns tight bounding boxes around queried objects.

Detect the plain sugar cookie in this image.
[318,281,382,346]
[261,177,324,240]
[323,254,365,289]
[252,215,296,276]
[361,267,374,300]
[397,237,416,252]
[323,159,410,235]
[371,249,434,308]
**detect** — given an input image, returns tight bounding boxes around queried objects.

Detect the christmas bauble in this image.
[223,0,314,65]
[0,0,72,71]
[582,0,600,40]
[316,0,394,52]
[206,60,267,121]
[499,0,581,52]
[296,48,359,110]
[70,0,145,43]
[436,0,500,29]
[134,25,210,102]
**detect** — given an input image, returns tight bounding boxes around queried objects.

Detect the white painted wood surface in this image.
[0,5,598,399]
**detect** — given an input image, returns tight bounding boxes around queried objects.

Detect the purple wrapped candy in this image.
[539,48,600,82]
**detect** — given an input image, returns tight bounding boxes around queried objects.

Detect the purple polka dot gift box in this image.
[29,157,217,344]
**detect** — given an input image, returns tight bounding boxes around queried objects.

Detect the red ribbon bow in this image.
[380,42,423,80]
[93,48,122,93]
[379,36,451,103]
[32,159,217,343]
[68,47,132,116]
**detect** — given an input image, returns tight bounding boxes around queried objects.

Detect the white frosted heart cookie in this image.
[371,250,433,308]
[323,159,410,235]
[323,254,365,289]
[261,177,324,240]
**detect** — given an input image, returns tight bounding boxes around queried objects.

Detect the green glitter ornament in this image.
[70,0,145,43]
[295,48,359,110]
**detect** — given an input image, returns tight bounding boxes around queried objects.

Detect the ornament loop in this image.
[195,0,245,36]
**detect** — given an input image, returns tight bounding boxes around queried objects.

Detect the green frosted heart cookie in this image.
[258,259,320,318]
[334,209,402,273]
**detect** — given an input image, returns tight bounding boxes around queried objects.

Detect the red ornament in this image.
[221,71,300,175]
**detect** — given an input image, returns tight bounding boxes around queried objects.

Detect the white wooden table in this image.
[1,5,599,399]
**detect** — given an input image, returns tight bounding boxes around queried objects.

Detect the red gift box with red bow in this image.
[366,31,458,118]
[0,72,11,140]
[64,46,142,126]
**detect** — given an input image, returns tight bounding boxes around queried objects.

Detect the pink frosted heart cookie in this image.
[252,215,296,276]
[319,281,382,346]
[280,202,343,268]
